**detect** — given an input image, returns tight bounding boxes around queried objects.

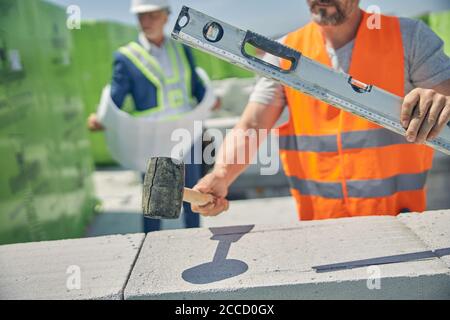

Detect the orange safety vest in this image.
[278,11,434,220]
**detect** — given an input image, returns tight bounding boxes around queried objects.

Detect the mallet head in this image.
[142,157,185,219]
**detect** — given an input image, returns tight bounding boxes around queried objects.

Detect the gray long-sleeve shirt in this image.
[249,17,450,108]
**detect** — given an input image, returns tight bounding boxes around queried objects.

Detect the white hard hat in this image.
[130,0,170,14]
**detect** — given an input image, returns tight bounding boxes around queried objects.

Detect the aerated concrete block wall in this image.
[0,0,96,245]
[0,234,144,300]
[0,210,449,300]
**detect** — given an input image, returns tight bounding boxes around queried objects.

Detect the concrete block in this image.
[398,210,450,267]
[0,234,144,300]
[124,216,450,300]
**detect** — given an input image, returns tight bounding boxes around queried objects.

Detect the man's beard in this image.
[309,0,348,26]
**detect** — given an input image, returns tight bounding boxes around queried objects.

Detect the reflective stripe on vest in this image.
[278,11,434,220]
[288,171,428,199]
[279,128,411,152]
[118,40,194,120]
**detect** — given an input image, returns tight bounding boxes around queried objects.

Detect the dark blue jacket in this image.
[110,43,206,111]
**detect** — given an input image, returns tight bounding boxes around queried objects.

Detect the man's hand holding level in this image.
[401,88,450,143]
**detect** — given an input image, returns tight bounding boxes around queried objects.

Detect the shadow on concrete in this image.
[313,247,450,273]
[182,225,254,284]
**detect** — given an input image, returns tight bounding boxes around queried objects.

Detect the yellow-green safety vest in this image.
[118,39,196,120]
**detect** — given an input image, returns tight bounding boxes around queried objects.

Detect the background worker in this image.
[192,0,450,220]
[88,0,219,232]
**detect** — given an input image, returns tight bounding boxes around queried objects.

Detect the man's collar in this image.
[138,32,166,51]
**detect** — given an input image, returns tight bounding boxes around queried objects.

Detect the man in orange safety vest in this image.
[191,0,450,220]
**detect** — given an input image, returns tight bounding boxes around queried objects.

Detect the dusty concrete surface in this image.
[398,210,450,267]
[0,234,144,300]
[124,215,450,300]
[1,211,449,300]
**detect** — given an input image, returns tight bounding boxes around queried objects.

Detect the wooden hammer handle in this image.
[183,188,215,206]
